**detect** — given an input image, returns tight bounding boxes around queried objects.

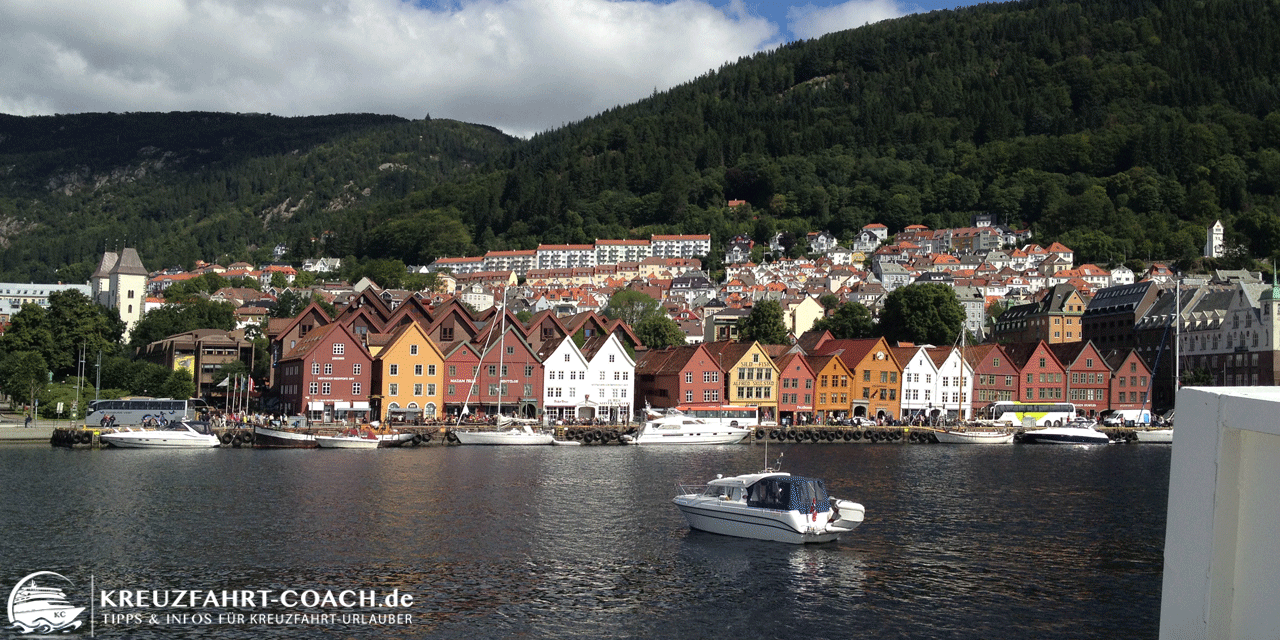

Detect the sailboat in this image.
[933,330,1015,444]
[1136,279,1180,444]
[452,288,553,446]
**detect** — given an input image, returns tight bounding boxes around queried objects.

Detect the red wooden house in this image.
[1050,340,1111,418]
[635,344,725,409]
[276,322,373,423]
[964,343,1019,417]
[1003,340,1068,405]
[1104,348,1153,422]
[774,351,816,426]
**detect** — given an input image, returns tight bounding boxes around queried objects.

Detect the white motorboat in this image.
[315,429,381,449]
[1019,418,1111,445]
[452,424,554,445]
[99,421,220,449]
[673,471,864,544]
[1134,428,1173,443]
[621,415,751,445]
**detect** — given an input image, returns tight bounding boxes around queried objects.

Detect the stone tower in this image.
[1204,220,1224,259]
[90,248,148,339]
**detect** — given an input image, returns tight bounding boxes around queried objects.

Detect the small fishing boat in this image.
[315,428,381,449]
[932,424,1015,445]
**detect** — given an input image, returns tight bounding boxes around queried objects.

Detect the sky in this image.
[1,0,983,138]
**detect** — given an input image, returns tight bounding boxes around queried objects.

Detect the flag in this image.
[461,404,470,415]
[217,377,229,388]
[247,377,255,392]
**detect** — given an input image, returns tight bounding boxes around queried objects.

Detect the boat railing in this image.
[676,483,708,496]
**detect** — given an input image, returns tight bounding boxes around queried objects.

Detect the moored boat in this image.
[1019,418,1111,445]
[622,414,751,445]
[932,423,1015,445]
[253,424,318,448]
[315,428,381,449]
[673,471,864,544]
[452,424,554,445]
[99,421,220,449]
[1134,428,1173,443]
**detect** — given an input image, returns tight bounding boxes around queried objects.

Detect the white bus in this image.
[87,398,211,427]
[985,401,1078,427]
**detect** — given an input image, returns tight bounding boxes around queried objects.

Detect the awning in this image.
[334,401,352,410]
[308,401,324,411]
[352,401,370,410]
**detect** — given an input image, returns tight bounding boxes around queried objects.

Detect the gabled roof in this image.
[1002,340,1064,371]
[279,322,366,362]
[699,340,766,370]
[270,301,334,341]
[636,343,715,376]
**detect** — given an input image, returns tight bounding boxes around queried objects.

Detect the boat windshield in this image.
[746,476,830,512]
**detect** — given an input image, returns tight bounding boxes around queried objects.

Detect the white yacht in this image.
[1134,428,1173,443]
[1019,418,1111,445]
[933,424,1015,444]
[622,414,751,445]
[674,471,864,544]
[99,421,220,448]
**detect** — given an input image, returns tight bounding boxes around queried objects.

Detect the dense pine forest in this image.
[2,0,1280,283]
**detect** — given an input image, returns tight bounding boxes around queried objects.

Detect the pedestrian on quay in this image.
[25,413,32,428]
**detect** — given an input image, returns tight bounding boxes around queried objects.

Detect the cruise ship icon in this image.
[7,572,85,634]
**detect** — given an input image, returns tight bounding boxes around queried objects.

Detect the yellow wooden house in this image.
[702,340,780,424]
[372,321,446,422]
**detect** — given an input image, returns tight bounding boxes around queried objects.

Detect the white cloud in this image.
[786,0,903,41]
[0,0,777,137]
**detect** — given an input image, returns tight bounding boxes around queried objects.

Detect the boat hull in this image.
[253,425,318,448]
[933,429,1014,445]
[1019,427,1111,445]
[453,429,554,445]
[315,435,380,449]
[1134,428,1173,443]
[672,497,859,544]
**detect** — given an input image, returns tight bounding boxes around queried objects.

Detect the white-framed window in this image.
[321,382,331,395]
[309,382,318,394]
[414,384,423,396]
[428,364,437,376]
[609,355,615,362]
[414,364,423,376]
[352,383,361,395]
[333,343,345,355]
[410,344,419,356]
[389,383,399,396]
[324,363,333,375]
[427,384,436,396]
[311,362,320,375]
[353,363,361,375]
[390,364,399,376]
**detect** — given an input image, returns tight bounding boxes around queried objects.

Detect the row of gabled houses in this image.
[636,330,1154,426]
[263,290,642,424]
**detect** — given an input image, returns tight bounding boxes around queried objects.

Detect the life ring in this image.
[755,429,765,440]
[220,433,233,444]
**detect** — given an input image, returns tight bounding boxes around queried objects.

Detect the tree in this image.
[0,304,57,369]
[128,299,237,351]
[0,351,48,413]
[634,315,686,349]
[737,299,789,345]
[157,368,196,400]
[603,290,663,326]
[812,301,875,339]
[818,293,841,311]
[877,283,966,346]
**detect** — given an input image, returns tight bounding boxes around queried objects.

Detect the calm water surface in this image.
[0,442,1169,639]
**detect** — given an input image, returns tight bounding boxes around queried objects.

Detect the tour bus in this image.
[674,404,763,427]
[985,401,1078,427]
[86,397,211,427]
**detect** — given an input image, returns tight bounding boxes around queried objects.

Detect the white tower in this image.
[91,248,148,339]
[1204,220,1224,258]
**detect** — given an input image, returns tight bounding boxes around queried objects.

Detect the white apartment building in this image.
[483,250,537,276]
[595,240,651,265]
[536,244,597,270]
[650,234,711,259]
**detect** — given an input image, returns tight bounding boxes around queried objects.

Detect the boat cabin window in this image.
[746,477,830,511]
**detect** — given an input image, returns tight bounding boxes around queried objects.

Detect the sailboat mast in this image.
[497,286,506,418]
[1173,278,1180,391]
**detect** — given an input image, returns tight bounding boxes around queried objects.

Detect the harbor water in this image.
[0,442,1169,639]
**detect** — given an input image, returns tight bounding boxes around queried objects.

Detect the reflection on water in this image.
[0,443,1167,639]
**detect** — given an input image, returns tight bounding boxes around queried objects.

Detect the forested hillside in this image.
[3,0,1280,282]
[0,113,517,281]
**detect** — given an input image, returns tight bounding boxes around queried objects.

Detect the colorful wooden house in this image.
[372,320,446,422]
[275,322,373,423]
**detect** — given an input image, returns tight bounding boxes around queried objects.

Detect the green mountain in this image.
[3,0,1280,283]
